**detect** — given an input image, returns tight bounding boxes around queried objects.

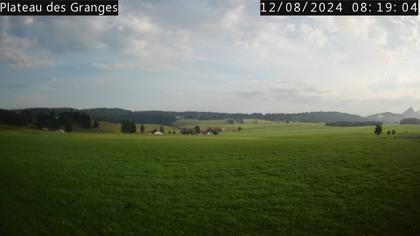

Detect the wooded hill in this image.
[1,108,372,126]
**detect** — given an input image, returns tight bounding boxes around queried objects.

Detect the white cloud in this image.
[300,24,328,48]
[1,1,420,114]
[0,31,57,68]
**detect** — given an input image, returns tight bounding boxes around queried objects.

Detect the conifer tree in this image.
[374,125,382,136]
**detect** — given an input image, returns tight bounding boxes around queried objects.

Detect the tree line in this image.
[0,109,99,132]
[18,108,372,125]
[326,121,382,127]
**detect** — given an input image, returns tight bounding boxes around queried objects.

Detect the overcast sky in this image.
[1,0,419,116]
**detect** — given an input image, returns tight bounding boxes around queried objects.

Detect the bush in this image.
[374,125,382,136]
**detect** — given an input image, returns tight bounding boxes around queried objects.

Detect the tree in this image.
[121,121,127,133]
[193,126,201,134]
[140,124,145,134]
[47,111,59,130]
[392,130,396,135]
[130,122,136,133]
[121,121,136,133]
[34,113,48,129]
[93,120,99,128]
[181,128,192,135]
[238,127,242,131]
[160,125,164,133]
[374,125,382,136]
[64,121,72,133]
[80,113,91,129]
[387,131,391,135]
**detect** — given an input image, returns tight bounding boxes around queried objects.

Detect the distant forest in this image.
[326,121,382,127]
[401,118,420,125]
[0,108,374,128]
[83,108,370,124]
[0,109,94,131]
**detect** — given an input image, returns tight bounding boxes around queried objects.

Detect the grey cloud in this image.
[1,1,420,114]
[235,80,331,104]
[0,30,57,68]
[236,90,264,97]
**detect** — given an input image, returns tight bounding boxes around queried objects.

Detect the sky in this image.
[1,0,420,116]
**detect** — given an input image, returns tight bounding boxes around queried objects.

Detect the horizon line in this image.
[2,106,416,118]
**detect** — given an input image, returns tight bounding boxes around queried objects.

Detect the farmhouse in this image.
[149,130,164,135]
[202,127,223,135]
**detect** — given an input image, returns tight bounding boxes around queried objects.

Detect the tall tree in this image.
[193,126,201,134]
[130,122,136,133]
[64,121,73,133]
[374,125,382,136]
[140,124,145,134]
[48,112,60,130]
[121,121,127,133]
[80,113,92,129]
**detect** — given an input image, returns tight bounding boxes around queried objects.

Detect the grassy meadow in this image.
[1,122,420,235]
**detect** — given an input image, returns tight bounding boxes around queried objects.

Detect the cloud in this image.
[0,34,57,68]
[1,1,420,114]
[0,18,57,68]
[300,24,329,48]
[235,80,332,103]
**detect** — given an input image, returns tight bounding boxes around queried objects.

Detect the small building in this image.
[202,127,222,135]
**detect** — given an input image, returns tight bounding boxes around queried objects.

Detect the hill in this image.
[402,107,420,118]
[366,107,420,124]
[365,112,407,124]
[401,118,420,125]
[14,108,369,125]
[8,107,420,126]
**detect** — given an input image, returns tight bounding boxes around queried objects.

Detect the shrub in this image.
[374,125,382,136]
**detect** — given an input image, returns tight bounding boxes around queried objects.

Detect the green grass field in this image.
[1,123,420,235]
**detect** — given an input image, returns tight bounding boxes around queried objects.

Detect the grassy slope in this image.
[0,124,419,235]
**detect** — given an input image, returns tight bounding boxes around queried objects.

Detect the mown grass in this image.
[0,124,419,235]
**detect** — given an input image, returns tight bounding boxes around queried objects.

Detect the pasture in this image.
[0,123,419,235]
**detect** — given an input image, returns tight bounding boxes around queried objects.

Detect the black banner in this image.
[0,0,119,16]
[260,0,418,16]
